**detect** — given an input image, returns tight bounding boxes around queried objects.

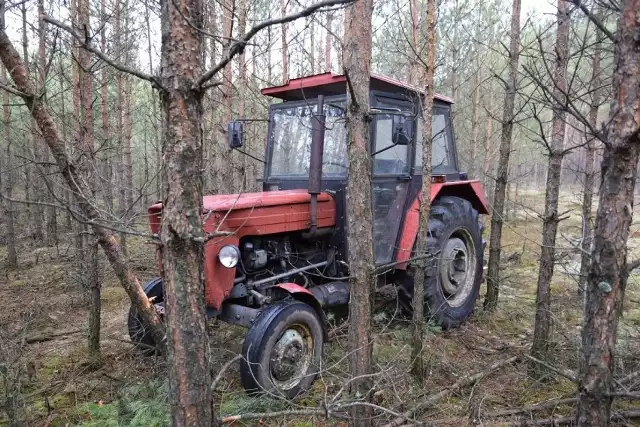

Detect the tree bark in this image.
[159,0,213,424]
[578,10,603,295]
[410,0,435,381]
[484,0,521,311]
[470,70,480,178]
[343,0,374,423]
[100,0,113,213]
[529,0,570,375]
[1,64,16,267]
[576,0,640,423]
[409,0,421,85]
[115,0,127,255]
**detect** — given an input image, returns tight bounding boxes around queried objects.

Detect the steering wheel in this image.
[322,161,348,170]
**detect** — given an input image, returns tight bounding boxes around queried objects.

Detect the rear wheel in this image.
[401,196,483,328]
[127,278,165,355]
[240,301,324,399]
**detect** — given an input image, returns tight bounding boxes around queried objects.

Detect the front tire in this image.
[127,277,165,355]
[240,301,324,399]
[402,196,483,328]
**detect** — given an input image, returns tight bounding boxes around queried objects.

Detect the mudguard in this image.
[273,283,328,340]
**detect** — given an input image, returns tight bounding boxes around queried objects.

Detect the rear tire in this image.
[127,277,164,355]
[240,300,324,399]
[401,196,483,328]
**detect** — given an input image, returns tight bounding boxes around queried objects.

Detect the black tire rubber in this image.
[127,277,164,355]
[240,300,324,399]
[401,196,483,328]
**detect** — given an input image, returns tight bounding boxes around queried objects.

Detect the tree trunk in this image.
[343,0,374,423]
[281,0,288,82]
[576,0,640,423]
[159,0,213,424]
[529,0,570,375]
[100,0,113,213]
[409,0,421,85]
[470,70,480,178]
[22,2,40,241]
[220,0,234,193]
[578,11,603,295]
[114,0,127,255]
[144,0,161,202]
[1,64,16,267]
[410,0,436,381]
[324,12,332,72]
[77,0,101,361]
[484,0,521,311]
[38,0,57,248]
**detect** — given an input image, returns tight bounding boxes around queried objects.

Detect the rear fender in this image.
[274,283,328,341]
[395,180,489,269]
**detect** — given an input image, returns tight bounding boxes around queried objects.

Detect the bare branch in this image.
[566,0,617,42]
[196,0,354,88]
[43,15,162,89]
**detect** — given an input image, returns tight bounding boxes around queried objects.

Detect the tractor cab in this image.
[134,72,489,399]
[230,72,468,266]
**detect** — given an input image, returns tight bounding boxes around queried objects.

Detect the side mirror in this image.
[392,115,413,146]
[227,120,245,148]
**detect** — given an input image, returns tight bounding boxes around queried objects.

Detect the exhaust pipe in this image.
[308,95,326,232]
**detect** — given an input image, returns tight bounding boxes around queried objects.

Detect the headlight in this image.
[218,245,240,268]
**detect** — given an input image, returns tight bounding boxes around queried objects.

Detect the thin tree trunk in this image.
[77,0,101,360]
[409,0,421,85]
[470,70,480,178]
[22,2,40,241]
[281,0,288,82]
[159,0,213,424]
[144,0,161,202]
[1,64,16,267]
[59,58,73,230]
[100,0,112,213]
[220,0,234,193]
[39,0,57,247]
[484,0,521,311]
[114,0,127,255]
[324,12,332,72]
[410,0,435,381]
[529,0,570,375]
[578,11,602,295]
[343,0,374,423]
[576,0,640,423]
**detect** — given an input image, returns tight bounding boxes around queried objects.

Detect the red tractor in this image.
[129,72,489,398]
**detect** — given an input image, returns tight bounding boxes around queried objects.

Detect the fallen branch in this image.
[211,355,241,392]
[221,408,327,424]
[484,397,576,418]
[25,329,83,344]
[523,354,577,383]
[383,355,520,427]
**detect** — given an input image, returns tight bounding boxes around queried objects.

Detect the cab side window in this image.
[414,110,452,172]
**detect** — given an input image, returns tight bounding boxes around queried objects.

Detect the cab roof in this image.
[261,72,454,104]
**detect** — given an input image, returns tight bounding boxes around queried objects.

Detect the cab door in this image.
[370,96,414,265]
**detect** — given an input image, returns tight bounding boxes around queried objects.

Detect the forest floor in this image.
[2,190,640,426]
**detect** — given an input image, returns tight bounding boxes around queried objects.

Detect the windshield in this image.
[269,102,347,177]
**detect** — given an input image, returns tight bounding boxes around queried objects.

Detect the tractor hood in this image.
[201,189,333,212]
[148,189,335,235]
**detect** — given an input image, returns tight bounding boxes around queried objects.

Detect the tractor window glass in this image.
[373,113,409,175]
[269,103,347,177]
[414,112,452,171]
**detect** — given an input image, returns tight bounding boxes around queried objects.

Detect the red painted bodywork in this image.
[394,180,489,269]
[262,72,454,104]
[274,282,314,297]
[148,190,336,309]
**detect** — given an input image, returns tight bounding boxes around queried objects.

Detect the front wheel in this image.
[401,196,483,328]
[240,301,324,399]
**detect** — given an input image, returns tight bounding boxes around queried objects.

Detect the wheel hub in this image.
[437,232,476,308]
[270,328,307,382]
